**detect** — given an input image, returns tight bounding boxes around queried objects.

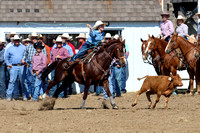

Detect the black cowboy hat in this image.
[34,42,44,49]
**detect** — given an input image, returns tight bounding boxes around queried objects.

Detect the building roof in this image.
[170,0,197,3]
[0,0,162,22]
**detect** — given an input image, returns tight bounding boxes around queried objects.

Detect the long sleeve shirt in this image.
[5,44,26,66]
[68,42,76,55]
[4,42,14,59]
[176,23,188,37]
[50,47,70,64]
[52,43,73,56]
[22,43,47,63]
[160,20,174,37]
[86,30,105,46]
[32,52,47,73]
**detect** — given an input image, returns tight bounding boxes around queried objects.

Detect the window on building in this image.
[34,9,39,13]
[10,9,14,12]
[17,9,22,13]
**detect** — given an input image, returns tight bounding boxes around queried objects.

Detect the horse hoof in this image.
[112,105,119,109]
[131,103,136,107]
[42,94,47,99]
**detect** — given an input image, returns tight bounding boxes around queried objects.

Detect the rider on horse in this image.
[159,12,174,42]
[66,20,106,67]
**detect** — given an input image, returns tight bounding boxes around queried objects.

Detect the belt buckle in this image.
[17,64,21,66]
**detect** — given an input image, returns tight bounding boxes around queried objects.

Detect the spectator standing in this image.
[5,35,29,101]
[76,33,86,50]
[50,36,70,97]
[21,32,47,98]
[31,42,47,101]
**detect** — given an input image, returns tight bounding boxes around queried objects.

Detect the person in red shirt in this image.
[61,33,76,54]
[76,33,86,50]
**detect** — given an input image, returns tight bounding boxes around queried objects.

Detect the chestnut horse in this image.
[141,38,163,75]
[41,39,126,109]
[165,34,200,95]
[145,35,186,76]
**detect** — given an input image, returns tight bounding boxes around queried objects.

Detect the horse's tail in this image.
[41,61,59,83]
[137,75,149,81]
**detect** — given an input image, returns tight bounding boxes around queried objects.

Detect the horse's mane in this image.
[178,36,196,47]
[96,39,122,54]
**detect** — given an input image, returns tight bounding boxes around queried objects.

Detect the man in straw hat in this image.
[0,40,6,99]
[176,15,188,39]
[38,34,51,66]
[50,36,70,98]
[52,33,74,57]
[5,35,29,101]
[159,12,174,42]
[21,32,47,98]
[61,33,75,55]
[76,33,86,50]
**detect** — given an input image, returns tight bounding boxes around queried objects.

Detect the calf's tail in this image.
[41,61,59,83]
[137,75,149,81]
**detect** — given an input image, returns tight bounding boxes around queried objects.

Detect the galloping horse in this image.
[145,35,186,76]
[141,38,162,75]
[41,39,126,109]
[165,34,200,95]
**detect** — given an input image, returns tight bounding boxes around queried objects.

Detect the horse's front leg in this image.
[103,79,118,109]
[187,69,194,95]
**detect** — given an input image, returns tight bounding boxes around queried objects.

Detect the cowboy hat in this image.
[160,12,170,17]
[22,38,31,42]
[113,34,120,40]
[76,33,86,39]
[13,35,20,40]
[55,36,63,42]
[177,15,186,20]
[93,20,106,30]
[197,12,200,15]
[34,42,44,49]
[0,41,6,45]
[105,33,112,38]
[61,33,72,40]
[29,32,38,38]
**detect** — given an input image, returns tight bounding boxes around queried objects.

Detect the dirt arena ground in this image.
[1,92,200,133]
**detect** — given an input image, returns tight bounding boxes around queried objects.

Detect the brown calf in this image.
[132,74,183,109]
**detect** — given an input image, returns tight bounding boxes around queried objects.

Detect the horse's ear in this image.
[148,34,150,38]
[152,35,155,39]
[141,38,143,42]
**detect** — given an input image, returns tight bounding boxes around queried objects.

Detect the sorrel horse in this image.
[141,38,163,75]
[165,34,200,95]
[41,39,126,109]
[145,35,186,76]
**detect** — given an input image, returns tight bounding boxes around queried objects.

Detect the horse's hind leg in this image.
[42,80,57,98]
[53,79,72,98]
[103,79,118,109]
[80,81,91,109]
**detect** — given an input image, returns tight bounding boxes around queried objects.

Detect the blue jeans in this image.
[71,42,94,61]
[27,64,35,96]
[6,66,29,100]
[32,73,43,101]
[111,66,125,96]
[0,65,6,99]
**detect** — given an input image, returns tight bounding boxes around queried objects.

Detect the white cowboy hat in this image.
[13,35,20,40]
[113,34,120,40]
[76,33,86,39]
[56,36,63,42]
[38,34,43,38]
[105,33,112,38]
[29,32,38,38]
[22,38,31,42]
[177,15,186,20]
[197,12,200,15]
[61,33,72,40]
[93,20,106,30]
[0,38,6,44]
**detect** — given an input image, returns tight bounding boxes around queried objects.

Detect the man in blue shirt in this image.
[5,35,29,101]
